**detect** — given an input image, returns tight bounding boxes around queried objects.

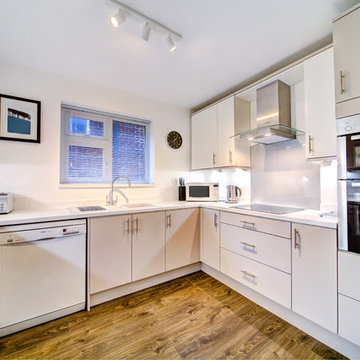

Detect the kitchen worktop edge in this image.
[0,202,337,229]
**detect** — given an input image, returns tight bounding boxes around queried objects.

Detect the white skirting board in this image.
[201,263,360,359]
[90,262,201,307]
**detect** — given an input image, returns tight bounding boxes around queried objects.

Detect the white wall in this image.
[0,61,192,209]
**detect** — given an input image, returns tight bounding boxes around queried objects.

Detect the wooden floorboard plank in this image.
[0,271,347,359]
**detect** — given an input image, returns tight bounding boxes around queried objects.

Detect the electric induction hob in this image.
[233,203,303,215]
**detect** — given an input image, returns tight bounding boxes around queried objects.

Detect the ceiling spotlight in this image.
[166,35,176,53]
[142,22,151,41]
[110,9,126,28]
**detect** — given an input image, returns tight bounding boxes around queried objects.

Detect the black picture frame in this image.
[0,94,41,143]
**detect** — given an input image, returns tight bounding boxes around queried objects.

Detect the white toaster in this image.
[0,193,14,214]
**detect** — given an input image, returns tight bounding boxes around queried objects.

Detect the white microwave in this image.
[186,183,219,202]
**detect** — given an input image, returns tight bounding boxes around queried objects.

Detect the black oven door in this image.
[339,180,360,253]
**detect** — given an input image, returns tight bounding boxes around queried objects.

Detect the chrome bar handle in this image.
[167,214,171,228]
[126,218,130,233]
[241,270,256,279]
[214,213,218,227]
[240,241,256,249]
[241,221,255,229]
[229,150,233,164]
[135,218,139,233]
[294,229,300,249]
[308,135,313,154]
[340,70,345,94]
[213,153,216,165]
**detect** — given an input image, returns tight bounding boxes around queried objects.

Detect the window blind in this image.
[60,104,152,185]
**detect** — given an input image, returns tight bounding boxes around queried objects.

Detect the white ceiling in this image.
[0,0,358,109]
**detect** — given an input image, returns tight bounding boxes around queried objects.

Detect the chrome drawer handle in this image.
[240,241,256,249]
[241,270,256,279]
[241,221,255,229]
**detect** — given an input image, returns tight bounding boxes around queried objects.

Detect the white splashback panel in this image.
[251,140,320,209]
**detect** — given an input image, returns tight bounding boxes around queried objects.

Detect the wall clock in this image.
[167,131,182,149]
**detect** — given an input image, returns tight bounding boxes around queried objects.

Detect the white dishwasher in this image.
[0,219,86,337]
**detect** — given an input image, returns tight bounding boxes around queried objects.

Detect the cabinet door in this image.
[165,208,200,271]
[217,97,235,167]
[132,212,166,281]
[292,224,337,332]
[90,215,131,294]
[191,105,218,169]
[201,208,220,270]
[333,7,360,104]
[304,48,336,159]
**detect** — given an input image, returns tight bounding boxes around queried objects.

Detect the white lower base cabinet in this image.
[132,212,166,281]
[292,224,337,333]
[90,215,132,294]
[165,208,200,271]
[220,248,291,308]
[201,208,220,270]
[339,294,360,346]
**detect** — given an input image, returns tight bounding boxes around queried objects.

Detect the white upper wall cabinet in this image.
[191,97,250,170]
[304,48,337,159]
[191,104,218,169]
[333,4,360,118]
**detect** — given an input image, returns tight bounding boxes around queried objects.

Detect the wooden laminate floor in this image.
[0,271,346,359]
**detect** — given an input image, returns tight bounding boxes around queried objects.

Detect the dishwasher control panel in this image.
[0,223,86,245]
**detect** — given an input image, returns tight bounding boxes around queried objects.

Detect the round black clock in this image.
[167,131,182,149]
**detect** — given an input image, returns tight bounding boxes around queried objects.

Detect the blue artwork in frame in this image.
[0,94,41,143]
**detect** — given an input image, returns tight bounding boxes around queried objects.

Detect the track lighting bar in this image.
[108,0,182,49]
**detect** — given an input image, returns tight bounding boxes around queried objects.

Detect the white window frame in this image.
[60,104,154,187]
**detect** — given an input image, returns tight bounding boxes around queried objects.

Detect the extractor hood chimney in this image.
[233,79,305,145]
[252,80,295,144]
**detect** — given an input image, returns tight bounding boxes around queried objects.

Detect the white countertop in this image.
[0,201,337,229]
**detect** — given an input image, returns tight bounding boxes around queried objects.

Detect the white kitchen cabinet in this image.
[201,208,220,270]
[338,251,360,346]
[220,248,291,308]
[339,294,360,347]
[191,97,250,170]
[132,211,166,281]
[292,223,337,333]
[217,97,250,167]
[220,223,291,274]
[333,4,360,118]
[191,104,218,169]
[165,208,200,271]
[304,48,336,159]
[90,215,132,294]
[339,250,360,300]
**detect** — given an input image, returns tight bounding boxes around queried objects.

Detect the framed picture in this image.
[0,94,41,143]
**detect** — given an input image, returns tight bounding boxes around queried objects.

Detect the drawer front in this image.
[339,294,360,347]
[220,248,291,308]
[220,211,290,238]
[220,223,291,273]
[339,251,360,301]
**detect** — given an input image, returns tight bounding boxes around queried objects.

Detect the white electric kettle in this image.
[226,185,241,203]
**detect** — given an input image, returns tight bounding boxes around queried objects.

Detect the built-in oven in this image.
[337,114,360,253]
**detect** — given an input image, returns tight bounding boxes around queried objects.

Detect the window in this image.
[60,104,152,185]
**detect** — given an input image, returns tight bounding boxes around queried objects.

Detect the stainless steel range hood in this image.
[233,80,304,145]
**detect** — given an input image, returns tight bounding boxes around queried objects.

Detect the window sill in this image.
[59,183,155,189]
